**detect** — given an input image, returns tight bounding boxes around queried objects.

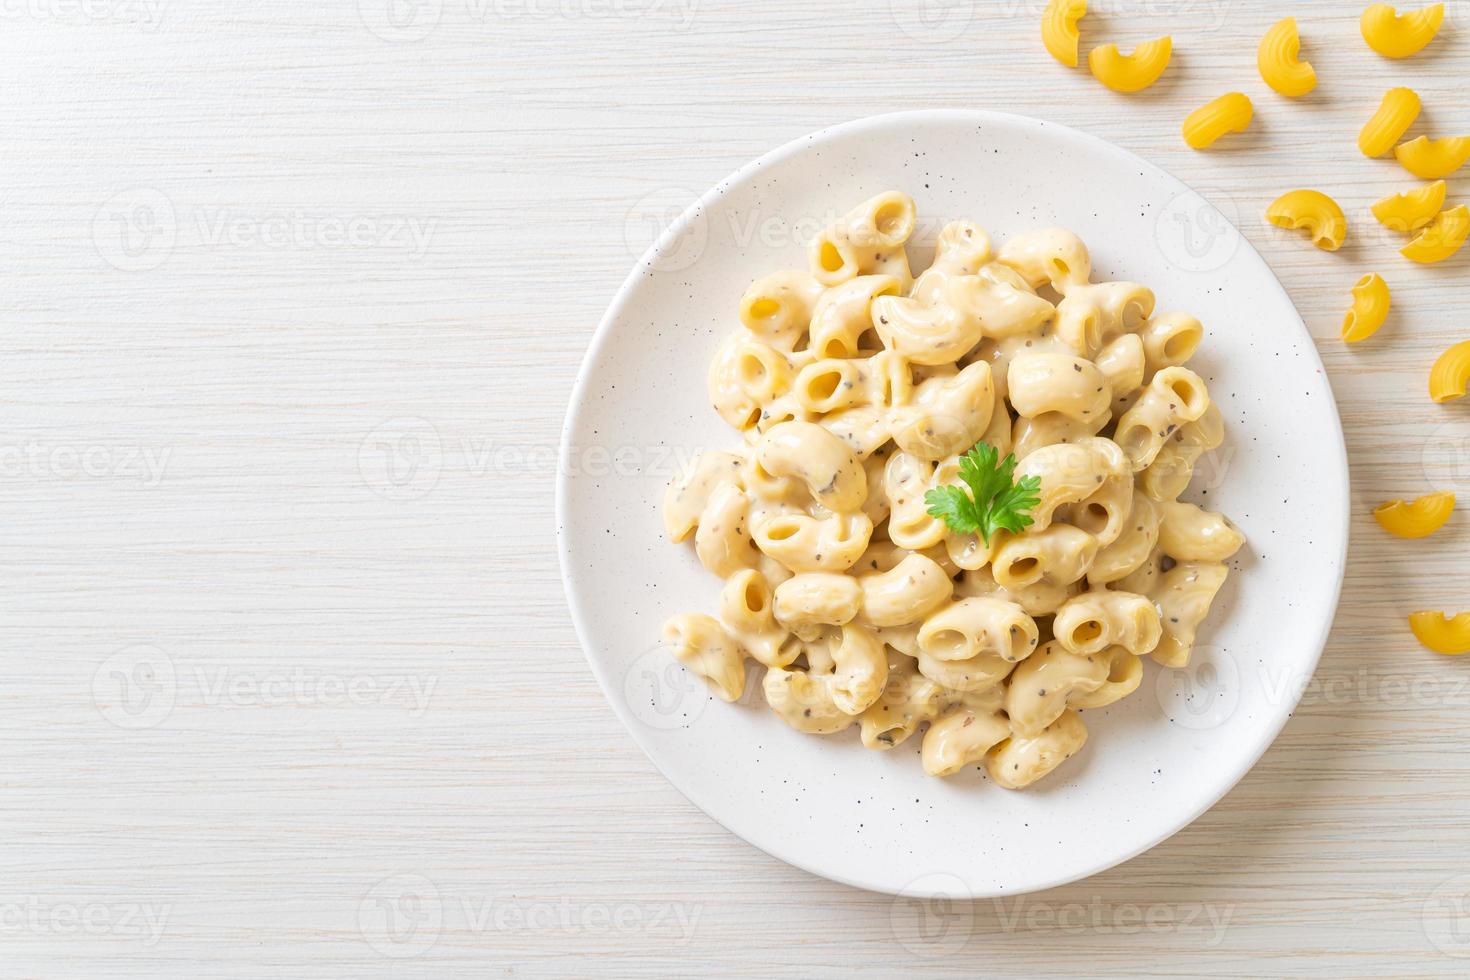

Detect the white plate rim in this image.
[556,108,1350,896]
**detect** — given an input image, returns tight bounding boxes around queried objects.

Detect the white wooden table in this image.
[5,1,1470,975]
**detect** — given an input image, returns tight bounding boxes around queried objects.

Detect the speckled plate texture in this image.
[557,110,1348,897]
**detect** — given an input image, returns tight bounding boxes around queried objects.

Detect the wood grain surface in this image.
[5,0,1470,975]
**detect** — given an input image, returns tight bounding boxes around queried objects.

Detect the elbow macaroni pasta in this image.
[1088,37,1172,93]
[1182,93,1253,150]
[986,710,1088,789]
[1394,135,1470,180]
[1266,190,1347,252]
[1112,367,1210,470]
[1429,340,1470,403]
[1258,17,1316,97]
[662,192,1242,788]
[1401,205,1470,264]
[662,614,746,702]
[996,228,1091,291]
[1409,611,1470,655]
[1372,180,1445,234]
[1373,491,1454,538]
[808,192,916,289]
[1156,500,1246,562]
[1139,404,1222,503]
[1359,88,1421,158]
[1053,589,1162,657]
[1139,312,1202,374]
[1042,0,1087,68]
[1342,274,1391,343]
[1150,562,1230,667]
[1361,3,1444,58]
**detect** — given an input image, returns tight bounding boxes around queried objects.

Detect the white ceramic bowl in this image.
[558,110,1348,897]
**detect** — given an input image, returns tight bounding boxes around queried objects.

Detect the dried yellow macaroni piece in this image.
[1394,135,1470,180]
[1401,205,1470,264]
[1266,190,1347,251]
[1429,340,1470,402]
[1359,88,1421,157]
[1374,491,1454,538]
[1371,180,1445,234]
[1361,3,1444,58]
[1182,93,1253,150]
[1342,274,1390,343]
[1088,37,1171,93]
[1041,0,1087,68]
[1258,17,1316,97]
[1409,611,1470,655]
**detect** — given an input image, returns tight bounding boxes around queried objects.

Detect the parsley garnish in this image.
[923,441,1042,545]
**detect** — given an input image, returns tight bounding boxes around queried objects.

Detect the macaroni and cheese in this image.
[662,192,1242,788]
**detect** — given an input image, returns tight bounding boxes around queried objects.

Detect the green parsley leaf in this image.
[923,441,1042,545]
[923,484,980,535]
